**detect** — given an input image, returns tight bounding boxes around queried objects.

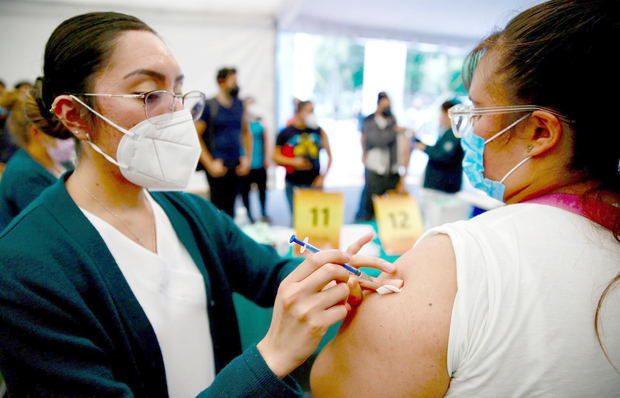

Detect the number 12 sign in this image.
[373,193,424,255]
[293,189,344,253]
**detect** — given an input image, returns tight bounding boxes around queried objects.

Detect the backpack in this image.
[203,97,219,154]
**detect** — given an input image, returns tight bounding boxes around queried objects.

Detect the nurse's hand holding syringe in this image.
[257,232,403,379]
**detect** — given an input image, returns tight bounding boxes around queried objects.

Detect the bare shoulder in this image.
[310,233,457,398]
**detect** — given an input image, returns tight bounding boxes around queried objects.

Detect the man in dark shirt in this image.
[274,100,332,216]
[354,92,410,221]
[196,67,251,218]
[414,100,464,193]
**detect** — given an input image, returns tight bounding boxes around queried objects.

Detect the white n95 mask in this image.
[70,95,201,191]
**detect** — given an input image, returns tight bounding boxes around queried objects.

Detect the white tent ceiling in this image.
[279,0,546,46]
[18,0,546,45]
[1,0,547,138]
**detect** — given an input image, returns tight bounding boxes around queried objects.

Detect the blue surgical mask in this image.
[461,114,531,202]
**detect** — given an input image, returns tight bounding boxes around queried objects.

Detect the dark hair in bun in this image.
[32,11,155,139]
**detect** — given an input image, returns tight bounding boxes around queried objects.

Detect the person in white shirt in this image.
[311,0,620,396]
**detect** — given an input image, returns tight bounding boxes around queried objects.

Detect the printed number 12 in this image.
[388,211,409,229]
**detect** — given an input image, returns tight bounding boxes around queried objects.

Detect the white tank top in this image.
[423,203,620,397]
[81,194,215,397]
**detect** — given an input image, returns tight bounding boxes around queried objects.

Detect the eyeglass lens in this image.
[144,91,205,123]
[450,113,470,137]
[183,92,206,121]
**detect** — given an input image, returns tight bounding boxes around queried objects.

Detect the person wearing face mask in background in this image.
[412,99,464,194]
[195,67,251,218]
[0,12,400,397]
[0,88,22,175]
[354,91,411,222]
[274,100,332,217]
[239,97,271,223]
[0,87,75,230]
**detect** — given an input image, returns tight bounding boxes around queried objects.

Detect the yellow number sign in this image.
[373,193,424,255]
[293,189,344,253]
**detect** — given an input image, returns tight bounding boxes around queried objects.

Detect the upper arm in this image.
[310,234,457,398]
[195,119,206,135]
[320,129,332,157]
[273,145,285,164]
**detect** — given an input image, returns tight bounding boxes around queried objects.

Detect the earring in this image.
[527,144,533,152]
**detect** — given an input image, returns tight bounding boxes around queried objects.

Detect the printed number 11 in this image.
[310,207,330,227]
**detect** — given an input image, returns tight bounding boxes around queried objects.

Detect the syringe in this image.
[289,235,376,283]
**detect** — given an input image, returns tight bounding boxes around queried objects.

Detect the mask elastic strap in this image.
[499,156,531,184]
[485,113,531,144]
[69,95,135,137]
[85,133,128,169]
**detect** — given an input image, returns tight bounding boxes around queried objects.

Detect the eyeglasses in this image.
[448,104,574,138]
[75,90,206,125]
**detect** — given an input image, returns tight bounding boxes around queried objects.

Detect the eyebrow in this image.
[123,69,184,84]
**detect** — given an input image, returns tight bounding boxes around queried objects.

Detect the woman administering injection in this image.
[0,12,401,397]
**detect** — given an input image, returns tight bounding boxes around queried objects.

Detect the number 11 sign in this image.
[373,193,424,255]
[293,189,344,253]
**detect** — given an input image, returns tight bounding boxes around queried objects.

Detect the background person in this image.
[311,1,620,396]
[0,12,398,397]
[0,79,6,129]
[0,87,75,229]
[196,67,251,218]
[413,99,464,193]
[354,91,410,222]
[274,100,332,216]
[13,80,33,95]
[0,89,21,174]
[239,97,271,223]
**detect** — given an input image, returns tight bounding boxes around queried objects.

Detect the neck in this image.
[66,147,146,210]
[293,117,305,129]
[26,141,54,170]
[507,173,596,204]
[217,90,232,105]
[66,147,158,253]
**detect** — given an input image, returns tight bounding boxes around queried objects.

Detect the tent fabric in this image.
[0,1,277,135]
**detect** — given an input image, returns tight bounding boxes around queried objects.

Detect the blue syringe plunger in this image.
[288,234,374,282]
[289,234,319,253]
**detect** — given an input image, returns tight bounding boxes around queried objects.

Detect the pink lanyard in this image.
[524,193,617,231]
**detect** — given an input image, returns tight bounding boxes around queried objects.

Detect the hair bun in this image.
[31,76,72,139]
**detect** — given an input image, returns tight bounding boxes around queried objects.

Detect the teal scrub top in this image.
[0,148,57,230]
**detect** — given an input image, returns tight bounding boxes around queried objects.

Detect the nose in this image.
[173,95,183,112]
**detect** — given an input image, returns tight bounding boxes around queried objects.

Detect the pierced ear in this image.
[526,110,563,156]
[51,95,89,139]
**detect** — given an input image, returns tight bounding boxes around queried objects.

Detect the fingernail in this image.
[384,279,404,288]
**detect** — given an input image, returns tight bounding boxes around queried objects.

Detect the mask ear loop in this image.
[484,113,533,184]
[83,133,127,169]
[484,113,531,144]
[69,95,135,137]
[69,95,131,169]
[499,156,531,184]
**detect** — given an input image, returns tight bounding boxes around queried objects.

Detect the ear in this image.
[50,95,89,140]
[524,110,563,157]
